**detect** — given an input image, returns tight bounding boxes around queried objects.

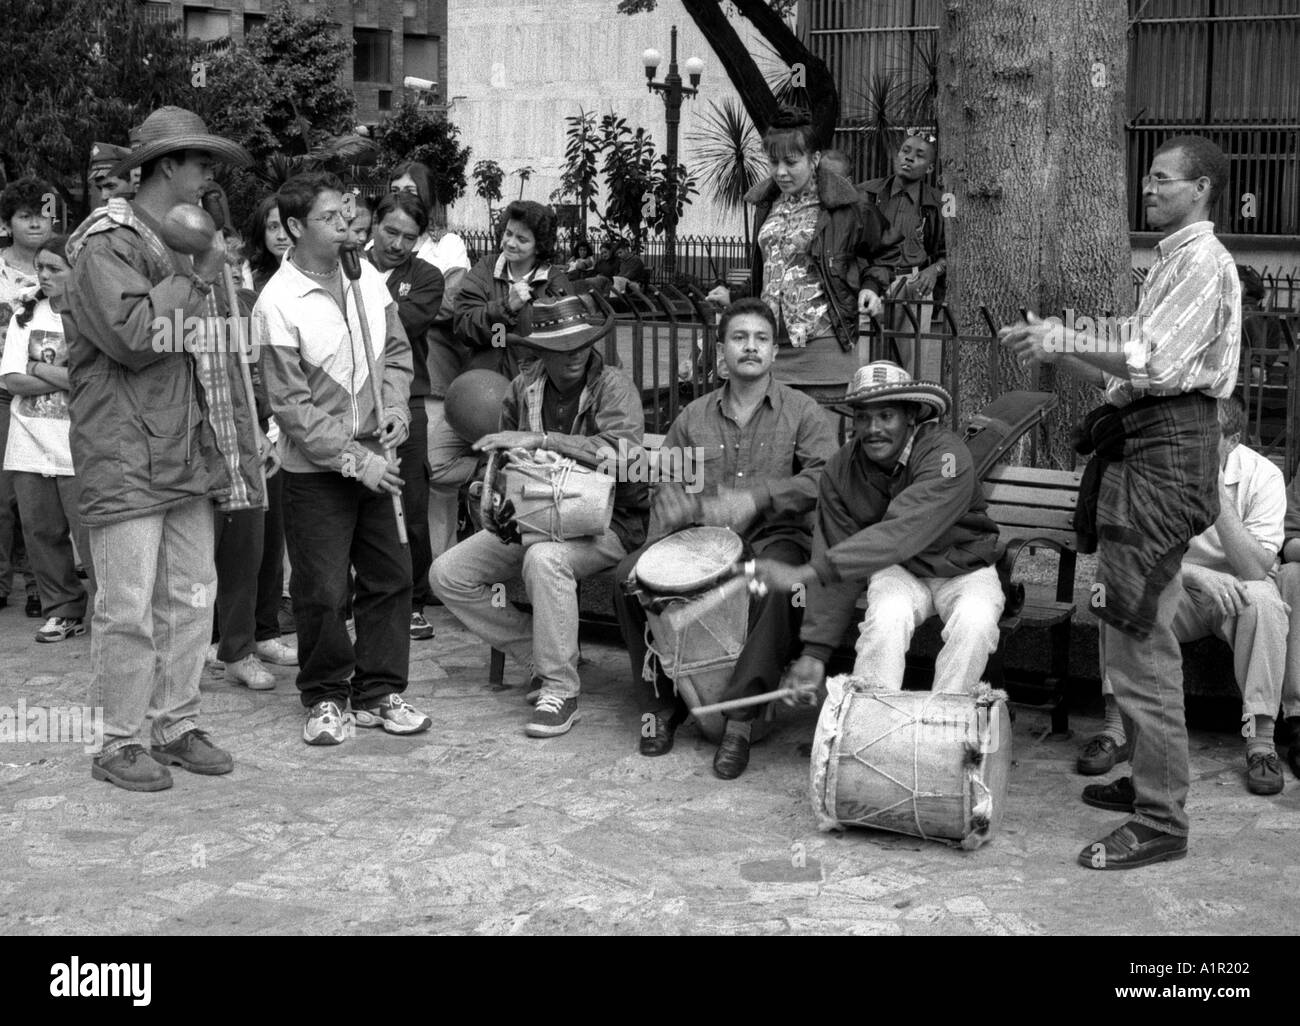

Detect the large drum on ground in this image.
[629,526,766,744]
[809,678,1012,849]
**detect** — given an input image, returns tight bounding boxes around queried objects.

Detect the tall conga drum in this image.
[628,527,767,743]
[809,677,1012,849]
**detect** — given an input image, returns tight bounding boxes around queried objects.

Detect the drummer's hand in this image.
[473,430,545,453]
[750,558,818,594]
[782,655,827,707]
[653,484,699,533]
[699,486,758,532]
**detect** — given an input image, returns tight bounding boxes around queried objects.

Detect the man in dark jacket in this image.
[64,106,268,792]
[367,191,445,641]
[431,297,649,739]
[752,362,1003,700]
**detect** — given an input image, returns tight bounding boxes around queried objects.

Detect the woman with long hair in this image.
[0,235,93,642]
[745,107,890,407]
[243,194,292,293]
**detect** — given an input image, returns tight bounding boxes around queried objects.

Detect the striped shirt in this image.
[1105,221,1240,407]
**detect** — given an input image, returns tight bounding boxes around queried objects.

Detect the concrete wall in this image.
[446,0,767,237]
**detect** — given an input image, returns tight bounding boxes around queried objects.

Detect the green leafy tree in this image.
[0,0,200,220]
[513,165,535,200]
[687,97,766,249]
[472,159,504,231]
[596,114,695,247]
[552,109,601,236]
[246,0,354,152]
[374,97,470,208]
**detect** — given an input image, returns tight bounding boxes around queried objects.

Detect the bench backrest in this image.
[983,464,1083,551]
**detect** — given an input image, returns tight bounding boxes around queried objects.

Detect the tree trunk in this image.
[681,0,839,143]
[936,0,1132,468]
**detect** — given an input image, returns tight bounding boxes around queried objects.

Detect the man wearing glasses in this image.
[254,172,433,747]
[1001,136,1241,869]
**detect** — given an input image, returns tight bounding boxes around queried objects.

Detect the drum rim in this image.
[634,526,744,593]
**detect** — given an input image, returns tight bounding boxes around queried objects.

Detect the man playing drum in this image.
[753,362,1005,704]
[611,298,837,778]
[430,296,649,738]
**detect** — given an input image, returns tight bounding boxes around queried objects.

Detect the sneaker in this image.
[35,616,86,643]
[354,693,432,735]
[150,728,234,775]
[25,594,41,618]
[525,676,543,704]
[526,693,580,738]
[225,653,276,691]
[91,744,173,792]
[304,700,349,746]
[1247,750,1284,795]
[409,611,435,641]
[255,637,298,666]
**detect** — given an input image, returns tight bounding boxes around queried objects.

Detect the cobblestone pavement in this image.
[1,602,1296,936]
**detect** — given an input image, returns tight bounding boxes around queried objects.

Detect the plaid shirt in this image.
[191,303,251,512]
[1106,221,1240,406]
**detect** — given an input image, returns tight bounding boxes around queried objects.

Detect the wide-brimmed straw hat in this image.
[511,296,614,354]
[112,106,251,177]
[833,361,950,421]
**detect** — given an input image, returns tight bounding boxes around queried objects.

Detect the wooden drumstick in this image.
[691,688,800,718]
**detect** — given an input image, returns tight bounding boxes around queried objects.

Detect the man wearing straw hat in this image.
[253,171,431,747]
[430,296,648,739]
[752,361,1004,704]
[64,106,268,791]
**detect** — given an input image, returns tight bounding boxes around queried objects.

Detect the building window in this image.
[403,0,418,18]
[354,28,392,84]
[378,90,393,111]
[141,2,174,23]
[243,13,266,37]
[183,6,230,41]
[403,35,440,85]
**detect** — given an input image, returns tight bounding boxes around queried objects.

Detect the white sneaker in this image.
[255,637,298,666]
[353,694,432,735]
[303,700,350,746]
[225,654,275,691]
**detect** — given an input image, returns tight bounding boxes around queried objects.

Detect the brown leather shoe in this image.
[91,744,173,792]
[1247,751,1283,795]
[712,730,750,780]
[1081,776,1135,812]
[1078,821,1186,870]
[1077,734,1128,775]
[639,712,681,757]
[150,729,234,776]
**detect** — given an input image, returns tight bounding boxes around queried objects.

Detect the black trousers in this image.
[283,470,412,709]
[612,537,805,723]
[255,468,286,641]
[214,507,264,663]
[398,399,433,611]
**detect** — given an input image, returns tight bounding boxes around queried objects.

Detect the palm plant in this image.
[687,97,767,252]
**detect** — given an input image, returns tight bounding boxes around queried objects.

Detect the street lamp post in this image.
[642,26,703,278]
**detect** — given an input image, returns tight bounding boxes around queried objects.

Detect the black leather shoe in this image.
[25,594,41,618]
[1076,734,1128,776]
[712,731,750,780]
[1082,776,1135,812]
[639,712,679,757]
[1078,822,1187,870]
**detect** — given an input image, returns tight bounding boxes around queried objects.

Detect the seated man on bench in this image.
[1276,467,1300,777]
[429,297,649,739]
[1079,394,1287,799]
[753,362,1004,701]
[611,298,837,778]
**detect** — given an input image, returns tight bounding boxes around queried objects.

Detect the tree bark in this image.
[936,0,1132,468]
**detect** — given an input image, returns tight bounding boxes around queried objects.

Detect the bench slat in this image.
[985,465,1083,488]
[988,504,1075,531]
[999,528,1078,551]
[984,483,1080,509]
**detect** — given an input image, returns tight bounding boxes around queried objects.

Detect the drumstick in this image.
[691,688,800,718]
[340,244,408,546]
[199,193,268,511]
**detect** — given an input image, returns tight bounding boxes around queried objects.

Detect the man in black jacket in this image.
[368,192,445,641]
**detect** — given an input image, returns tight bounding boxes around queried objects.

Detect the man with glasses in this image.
[1002,136,1241,869]
[254,172,432,746]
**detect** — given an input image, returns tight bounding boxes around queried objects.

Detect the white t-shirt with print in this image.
[0,300,73,475]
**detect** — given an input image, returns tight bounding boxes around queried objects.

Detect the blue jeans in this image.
[89,497,216,756]
[1101,572,1190,836]
[282,471,412,709]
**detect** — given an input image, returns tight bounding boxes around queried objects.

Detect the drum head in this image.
[635,526,743,594]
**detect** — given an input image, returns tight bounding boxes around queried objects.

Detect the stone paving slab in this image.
[0,602,1297,935]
